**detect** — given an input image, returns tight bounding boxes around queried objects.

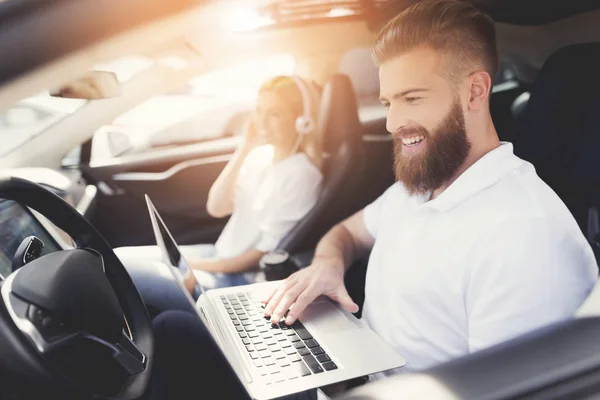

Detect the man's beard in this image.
[393,99,471,195]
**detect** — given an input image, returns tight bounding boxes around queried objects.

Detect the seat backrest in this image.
[277,74,365,254]
[513,43,600,261]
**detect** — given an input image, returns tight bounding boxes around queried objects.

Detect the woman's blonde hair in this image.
[259,75,323,170]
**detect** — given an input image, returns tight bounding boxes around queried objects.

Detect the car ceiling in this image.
[258,0,600,30]
[1,0,598,105]
[2,0,600,169]
[471,0,600,25]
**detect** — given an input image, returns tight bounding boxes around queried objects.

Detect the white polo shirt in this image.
[214,145,323,258]
[362,143,597,373]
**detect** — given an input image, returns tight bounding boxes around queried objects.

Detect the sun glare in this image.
[226,6,274,33]
[328,7,355,18]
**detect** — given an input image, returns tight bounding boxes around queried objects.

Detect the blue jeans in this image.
[144,310,318,400]
[185,244,254,288]
[115,244,254,290]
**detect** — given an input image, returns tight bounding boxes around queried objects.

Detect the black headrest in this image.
[277,74,366,254]
[318,74,362,153]
[514,43,600,222]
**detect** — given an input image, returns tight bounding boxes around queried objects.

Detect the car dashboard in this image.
[0,166,101,278]
[0,199,65,280]
[0,167,98,218]
[0,178,202,319]
[0,166,99,271]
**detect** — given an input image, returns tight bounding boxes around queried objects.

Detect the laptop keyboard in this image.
[220,292,338,384]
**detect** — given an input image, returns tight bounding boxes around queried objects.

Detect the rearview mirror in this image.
[50,71,121,100]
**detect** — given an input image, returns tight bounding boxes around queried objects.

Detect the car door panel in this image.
[112,154,231,218]
[83,137,241,248]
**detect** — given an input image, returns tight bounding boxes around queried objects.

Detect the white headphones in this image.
[289,75,315,136]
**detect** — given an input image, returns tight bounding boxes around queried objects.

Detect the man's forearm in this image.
[313,224,361,273]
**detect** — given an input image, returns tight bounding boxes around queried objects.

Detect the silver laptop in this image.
[145,195,405,400]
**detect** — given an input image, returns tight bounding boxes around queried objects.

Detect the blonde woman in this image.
[115,76,323,289]
[178,75,323,288]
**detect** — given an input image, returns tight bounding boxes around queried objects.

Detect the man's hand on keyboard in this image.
[262,256,359,325]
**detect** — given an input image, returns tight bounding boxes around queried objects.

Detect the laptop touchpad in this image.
[301,301,359,333]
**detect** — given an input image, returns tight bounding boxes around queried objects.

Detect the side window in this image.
[89,54,296,165]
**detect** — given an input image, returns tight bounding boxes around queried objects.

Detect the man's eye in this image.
[406,97,422,104]
[381,103,390,109]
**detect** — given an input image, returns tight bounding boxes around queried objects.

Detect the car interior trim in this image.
[112,154,232,182]
[75,184,97,217]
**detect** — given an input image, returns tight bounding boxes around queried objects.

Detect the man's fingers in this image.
[261,280,284,305]
[264,275,299,317]
[269,288,301,324]
[263,284,287,317]
[332,286,359,314]
[261,274,296,316]
[285,289,319,325]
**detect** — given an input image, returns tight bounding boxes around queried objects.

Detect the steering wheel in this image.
[0,177,153,399]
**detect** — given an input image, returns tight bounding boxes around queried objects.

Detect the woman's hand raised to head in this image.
[241,117,266,151]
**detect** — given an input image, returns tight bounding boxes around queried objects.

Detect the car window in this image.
[89,54,296,164]
[0,55,153,158]
[0,96,86,157]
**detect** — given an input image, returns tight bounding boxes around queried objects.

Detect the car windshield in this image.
[0,55,154,157]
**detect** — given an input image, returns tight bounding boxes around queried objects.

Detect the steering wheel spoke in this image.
[4,272,146,377]
[112,330,147,375]
[46,330,146,376]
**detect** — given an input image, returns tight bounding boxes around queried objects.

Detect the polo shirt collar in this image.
[423,142,523,212]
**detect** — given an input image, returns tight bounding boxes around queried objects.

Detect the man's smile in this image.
[400,135,426,155]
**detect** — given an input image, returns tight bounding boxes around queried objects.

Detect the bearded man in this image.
[263,0,598,374]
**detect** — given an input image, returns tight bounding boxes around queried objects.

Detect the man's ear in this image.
[467,71,492,111]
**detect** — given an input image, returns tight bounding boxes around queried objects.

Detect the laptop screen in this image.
[145,195,203,301]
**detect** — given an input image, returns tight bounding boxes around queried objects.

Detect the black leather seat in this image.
[277,74,365,255]
[513,43,600,262]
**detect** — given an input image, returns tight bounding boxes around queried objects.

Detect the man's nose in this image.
[386,107,410,134]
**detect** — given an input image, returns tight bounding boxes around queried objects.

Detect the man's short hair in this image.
[372,0,498,85]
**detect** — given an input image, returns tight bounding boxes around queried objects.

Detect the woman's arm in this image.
[206,120,259,218]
